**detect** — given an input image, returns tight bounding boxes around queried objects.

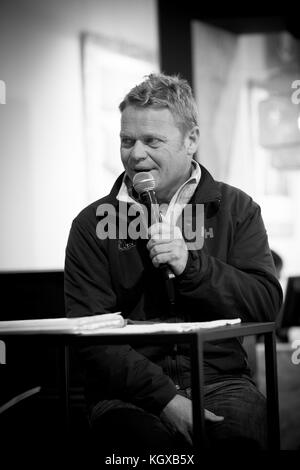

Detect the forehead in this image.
[120,106,181,136]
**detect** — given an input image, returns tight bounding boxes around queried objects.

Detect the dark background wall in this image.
[157,0,300,87]
[0,271,87,447]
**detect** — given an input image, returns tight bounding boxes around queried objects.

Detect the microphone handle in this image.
[163,267,176,307]
[139,190,160,225]
[139,190,176,285]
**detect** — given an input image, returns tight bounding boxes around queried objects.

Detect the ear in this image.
[184,126,200,156]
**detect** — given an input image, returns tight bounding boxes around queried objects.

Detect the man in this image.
[64,73,282,452]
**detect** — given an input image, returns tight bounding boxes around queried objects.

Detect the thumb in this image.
[204,409,224,422]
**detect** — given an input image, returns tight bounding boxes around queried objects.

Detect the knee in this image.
[90,407,176,452]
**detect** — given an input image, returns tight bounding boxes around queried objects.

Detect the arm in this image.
[64,216,177,414]
[176,203,282,322]
[147,203,282,322]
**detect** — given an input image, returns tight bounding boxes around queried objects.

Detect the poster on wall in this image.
[81,33,158,201]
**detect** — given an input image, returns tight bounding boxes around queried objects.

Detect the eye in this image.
[144,137,161,148]
[121,137,135,148]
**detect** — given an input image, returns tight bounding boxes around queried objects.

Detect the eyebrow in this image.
[119,132,166,140]
[119,132,132,138]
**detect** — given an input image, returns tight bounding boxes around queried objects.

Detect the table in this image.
[0,322,280,450]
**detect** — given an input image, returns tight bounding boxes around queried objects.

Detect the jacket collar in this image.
[106,164,222,214]
[192,165,221,202]
[188,165,222,218]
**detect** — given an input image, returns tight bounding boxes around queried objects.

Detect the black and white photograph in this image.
[1,0,300,463]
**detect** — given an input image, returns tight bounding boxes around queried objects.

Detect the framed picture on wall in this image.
[258,94,300,149]
[250,85,294,238]
[81,32,158,201]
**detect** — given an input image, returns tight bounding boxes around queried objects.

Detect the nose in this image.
[130,140,147,162]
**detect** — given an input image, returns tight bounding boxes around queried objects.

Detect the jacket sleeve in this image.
[176,202,283,322]
[64,216,177,414]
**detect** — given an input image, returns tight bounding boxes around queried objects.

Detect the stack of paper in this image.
[0,312,125,334]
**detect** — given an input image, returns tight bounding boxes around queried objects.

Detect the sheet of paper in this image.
[78,318,242,335]
[0,386,41,415]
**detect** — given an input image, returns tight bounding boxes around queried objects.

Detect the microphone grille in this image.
[132,172,156,194]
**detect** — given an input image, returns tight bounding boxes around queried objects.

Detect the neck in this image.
[156,165,193,204]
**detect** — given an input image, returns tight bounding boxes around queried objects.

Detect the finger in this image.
[147,236,185,253]
[204,409,224,422]
[148,223,178,240]
[149,230,174,243]
[185,432,193,447]
[147,237,171,251]
[152,252,173,268]
[148,222,166,238]
[148,243,173,259]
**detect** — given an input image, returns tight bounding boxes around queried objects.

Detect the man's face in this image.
[120,106,199,203]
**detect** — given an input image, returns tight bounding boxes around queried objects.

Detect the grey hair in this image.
[119,73,199,134]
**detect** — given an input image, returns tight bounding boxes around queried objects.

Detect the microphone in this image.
[132,172,161,227]
[133,172,176,308]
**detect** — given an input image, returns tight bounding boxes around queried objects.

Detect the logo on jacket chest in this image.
[118,239,136,251]
[204,227,214,238]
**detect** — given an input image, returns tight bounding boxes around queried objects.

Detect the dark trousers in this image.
[90,376,267,455]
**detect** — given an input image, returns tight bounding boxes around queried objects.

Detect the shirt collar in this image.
[116,160,201,210]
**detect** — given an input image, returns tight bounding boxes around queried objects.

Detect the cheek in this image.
[120,150,129,166]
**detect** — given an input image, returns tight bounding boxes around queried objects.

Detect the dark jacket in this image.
[64,165,282,416]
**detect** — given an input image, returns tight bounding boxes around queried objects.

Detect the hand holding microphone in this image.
[147,222,188,276]
[132,172,188,277]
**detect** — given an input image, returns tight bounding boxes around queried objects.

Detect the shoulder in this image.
[216,181,260,219]
[72,173,124,228]
[74,195,113,226]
